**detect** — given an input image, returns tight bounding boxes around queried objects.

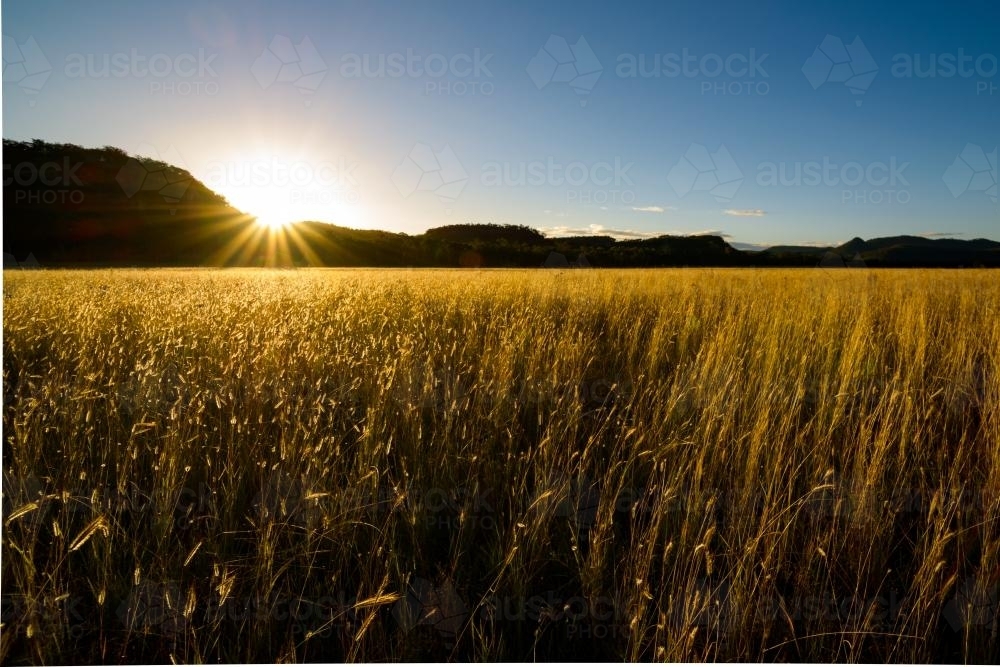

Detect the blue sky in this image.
[3,0,997,245]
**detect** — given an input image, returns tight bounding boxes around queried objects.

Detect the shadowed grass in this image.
[2,268,997,663]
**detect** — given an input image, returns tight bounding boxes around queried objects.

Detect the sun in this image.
[202,147,366,232]
[255,213,292,231]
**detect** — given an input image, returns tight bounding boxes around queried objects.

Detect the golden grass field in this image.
[2,268,998,663]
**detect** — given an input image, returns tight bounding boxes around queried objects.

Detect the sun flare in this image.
[256,214,292,231]
[203,147,365,232]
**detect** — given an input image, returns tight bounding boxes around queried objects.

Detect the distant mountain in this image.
[4,139,999,268]
[763,235,1000,267]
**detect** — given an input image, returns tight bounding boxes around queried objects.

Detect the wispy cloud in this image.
[681,229,731,238]
[723,209,767,217]
[631,205,673,213]
[538,224,660,240]
[539,224,736,240]
[919,231,964,238]
[729,241,772,252]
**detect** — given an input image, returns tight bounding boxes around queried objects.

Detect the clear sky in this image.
[3,0,998,246]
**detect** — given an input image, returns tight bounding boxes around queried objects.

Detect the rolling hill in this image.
[4,139,999,268]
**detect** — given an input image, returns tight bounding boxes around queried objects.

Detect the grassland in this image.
[2,268,998,663]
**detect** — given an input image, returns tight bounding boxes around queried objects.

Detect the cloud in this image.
[631,205,674,213]
[681,229,732,238]
[920,231,965,238]
[538,224,661,240]
[723,208,767,217]
[539,225,740,241]
[728,241,771,252]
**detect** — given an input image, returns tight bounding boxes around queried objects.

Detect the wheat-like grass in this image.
[1,268,997,662]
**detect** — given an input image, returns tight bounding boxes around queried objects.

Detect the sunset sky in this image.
[3,0,997,246]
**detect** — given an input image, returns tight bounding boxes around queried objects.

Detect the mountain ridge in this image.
[5,139,999,268]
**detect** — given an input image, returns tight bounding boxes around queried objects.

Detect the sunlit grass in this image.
[2,268,997,663]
